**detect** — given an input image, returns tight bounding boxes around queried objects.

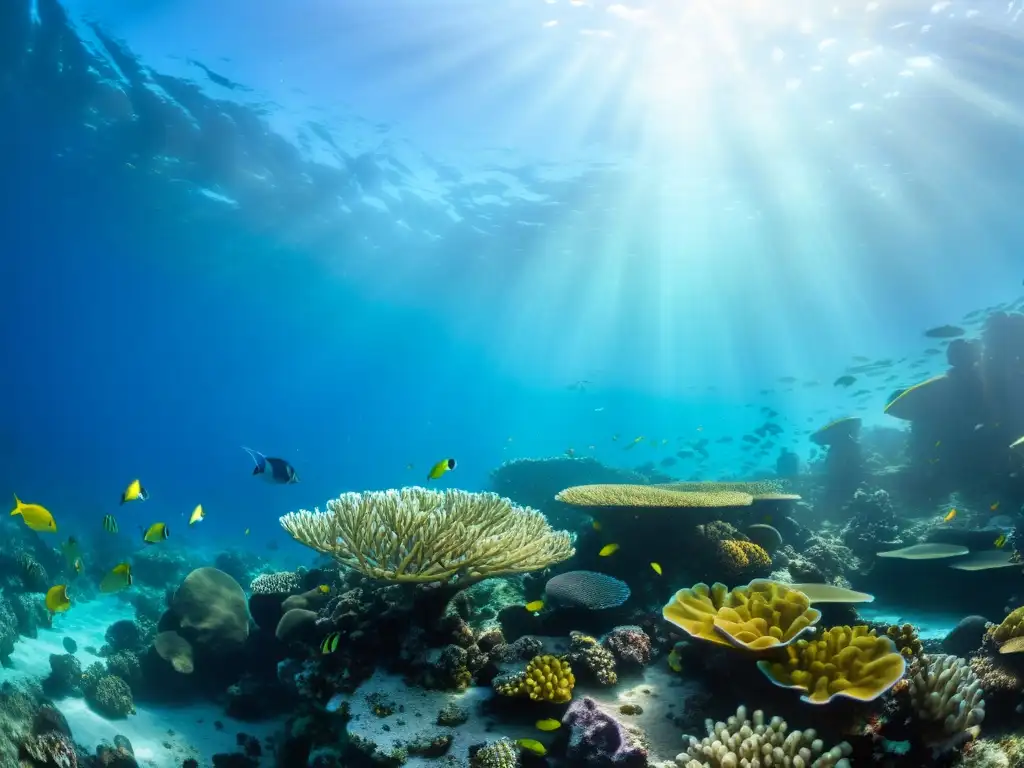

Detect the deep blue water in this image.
[3,0,1024,551]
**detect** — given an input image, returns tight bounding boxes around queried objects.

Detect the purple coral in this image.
[602,626,652,670]
[562,696,647,768]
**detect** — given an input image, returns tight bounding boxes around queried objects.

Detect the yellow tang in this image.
[320,632,340,654]
[995,533,1008,549]
[535,718,560,732]
[142,522,169,544]
[100,563,132,593]
[516,739,547,756]
[943,509,956,523]
[189,504,205,525]
[45,584,71,614]
[668,649,683,673]
[11,494,57,533]
[121,479,149,505]
[650,562,662,575]
[317,585,331,595]
[524,600,544,612]
[427,458,456,481]
[992,502,1001,512]
[598,543,619,557]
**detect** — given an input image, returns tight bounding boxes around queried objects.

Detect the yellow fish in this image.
[11,495,57,533]
[524,600,544,612]
[516,739,547,757]
[99,563,132,593]
[668,649,683,673]
[591,520,602,532]
[321,632,340,654]
[45,584,71,614]
[650,562,662,575]
[995,534,1008,549]
[535,719,560,732]
[992,502,1001,512]
[318,585,331,594]
[427,458,456,481]
[188,504,205,525]
[120,479,149,505]
[599,543,619,557]
[943,509,956,523]
[935,440,941,448]
[142,522,169,544]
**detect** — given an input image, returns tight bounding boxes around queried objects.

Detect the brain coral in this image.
[171,567,250,648]
[756,625,907,704]
[716,540,772,574]
[494,654,575,703]
[544,570,631,609]
[663,580,820,651]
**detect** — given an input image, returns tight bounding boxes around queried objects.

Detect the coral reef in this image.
[494,654,575,703]
[566,632,617,685]
[84,674,135,718]
[602,626,652,670]
[562,696,647,767]
[839,487,902,559]
[910,654,985,739]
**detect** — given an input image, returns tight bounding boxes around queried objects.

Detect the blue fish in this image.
[242,447,300,484]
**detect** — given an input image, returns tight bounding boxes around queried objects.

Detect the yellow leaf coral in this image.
[756,625,907,704]
[662,579,820,651]
[493,654,575,703]
[716,539,772,573]
[993,606,1024,646]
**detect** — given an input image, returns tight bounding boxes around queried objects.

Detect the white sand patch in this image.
[858,605,962,640]
[1,597,281,767]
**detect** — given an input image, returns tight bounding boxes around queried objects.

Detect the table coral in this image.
[757,625,906,704]
[662,579,821,650]
[676,705,853,768]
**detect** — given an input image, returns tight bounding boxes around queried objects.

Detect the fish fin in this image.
[252,465,263,475]
[10,494,21,516]
[242,446,267,469]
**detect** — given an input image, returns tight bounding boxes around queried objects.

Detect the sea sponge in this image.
[566,631,617,685]
[677,705,853,768]
[662,579,821,650]
[494,654,575,703]
[555,484,754,508]
[716,540,772,574]
[280,488,574,585]
[910,654,985,736]
[993,606,1024,646]
[170,567,250,648]
[756,625,907,704]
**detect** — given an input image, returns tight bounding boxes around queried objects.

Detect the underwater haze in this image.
[4,0,1024,766]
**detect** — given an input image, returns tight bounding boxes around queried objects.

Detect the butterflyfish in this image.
[516,739,547,756]
[650,562,662,575]
[188,504,205,525]
[45,584,71,614]
[668,649,683,673]
[11,495,57,532]
[120,479,149,505]
[318,585,331,595]
[598,543,620,557]
[943,509,957,523]
[320,632,340,654]
[102,515,118,534]
[242,447,300,484]
[100,563,132,593]
[427,458,456,481]
[524,600,544,612]
[535,719,560,732]
[142,522,169,544]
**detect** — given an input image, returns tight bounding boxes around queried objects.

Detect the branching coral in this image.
[677,705,853,768]
[756,625,906,704]
[662,580,820,650]
[910,654,985,737]
[280,487,574,585]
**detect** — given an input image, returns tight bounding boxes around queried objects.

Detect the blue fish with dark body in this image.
[243,447,300,484]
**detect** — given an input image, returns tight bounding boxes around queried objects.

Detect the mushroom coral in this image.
[662,580,820,651]
[756,625,906,704]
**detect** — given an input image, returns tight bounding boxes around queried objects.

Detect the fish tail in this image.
[10,494,21,516]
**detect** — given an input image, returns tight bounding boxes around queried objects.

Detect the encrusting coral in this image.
[566,631,617,685]
[280,487,574,586]
[675,705,853,768]
[910,653,985,737]
[756,625,907,704]
[663,579,820,650]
